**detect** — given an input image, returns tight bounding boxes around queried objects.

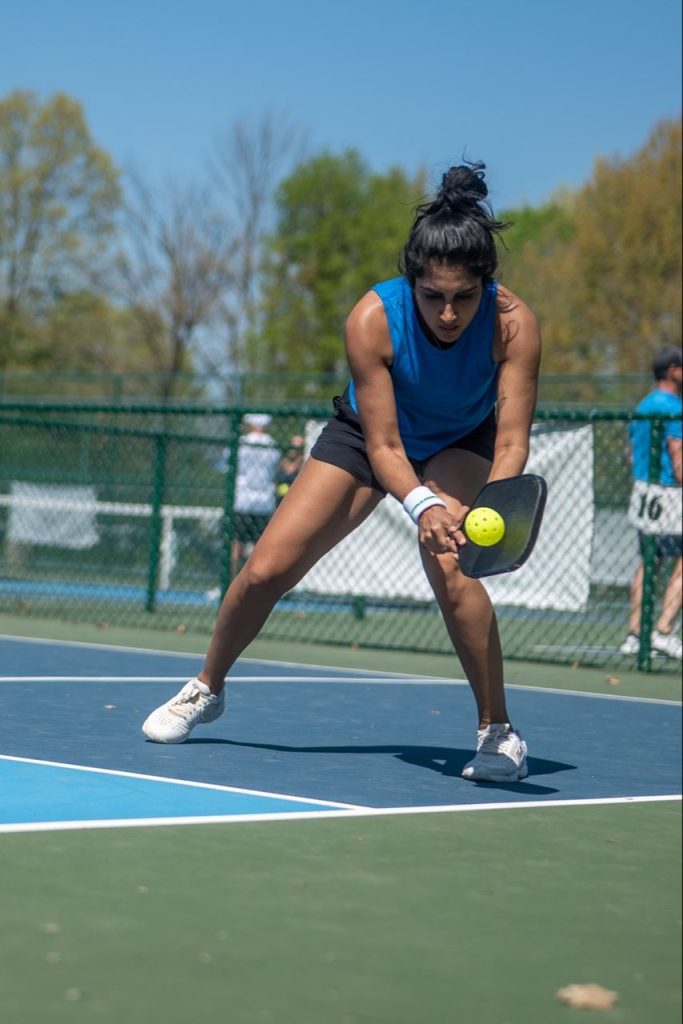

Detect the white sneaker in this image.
[652,631,683,659]
[461,723,528,782]
[619,633,640,655]
[142,678,225,743]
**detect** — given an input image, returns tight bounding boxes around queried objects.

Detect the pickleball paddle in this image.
[459,474,548,579]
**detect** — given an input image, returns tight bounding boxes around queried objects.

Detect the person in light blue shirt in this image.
[621,347,683,659]
[629,376,682,486]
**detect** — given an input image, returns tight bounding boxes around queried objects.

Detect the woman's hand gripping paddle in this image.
[458,474,548,578]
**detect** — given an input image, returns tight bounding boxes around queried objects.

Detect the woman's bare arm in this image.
[490,287,541,482]
[345,291,460,554]
[344,292,419,499]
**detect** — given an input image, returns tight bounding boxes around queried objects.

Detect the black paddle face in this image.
[458,474,548,579]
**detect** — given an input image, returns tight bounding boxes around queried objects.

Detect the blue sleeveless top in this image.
[348,276,499,460]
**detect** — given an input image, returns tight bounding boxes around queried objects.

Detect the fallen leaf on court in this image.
[605,675,620,686]
[556,983,618,1010]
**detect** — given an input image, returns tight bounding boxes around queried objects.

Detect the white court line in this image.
[533,643,674,657]
[494,682,681,706]
[0,676,205,683]
[0,754,365,810]
[0,633,401,677]
[0,793,680,835]
[0,673,679,704]
[2,632,680,704]
[0,674,467,685]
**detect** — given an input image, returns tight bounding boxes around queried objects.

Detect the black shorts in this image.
[310,394,497,493]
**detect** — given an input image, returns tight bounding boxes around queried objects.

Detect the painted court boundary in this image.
[1,633,680,704]
[0,675,460,684]
[2,795,679,835]
[0,673,679,705]
[0,754,679,835]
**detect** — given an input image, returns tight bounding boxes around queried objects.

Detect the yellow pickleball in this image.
[465,506,506,546]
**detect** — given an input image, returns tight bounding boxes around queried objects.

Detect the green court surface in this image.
[1,804,681,1024]
[0,613,681,1024]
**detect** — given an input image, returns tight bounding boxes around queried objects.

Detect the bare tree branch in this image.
[116,172,236,399]
[209,111,308,375]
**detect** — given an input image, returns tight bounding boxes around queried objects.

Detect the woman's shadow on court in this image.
[188,737,576,795]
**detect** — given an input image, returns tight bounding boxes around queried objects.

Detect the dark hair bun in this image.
[399,157,508,283]
[438,162,488,209]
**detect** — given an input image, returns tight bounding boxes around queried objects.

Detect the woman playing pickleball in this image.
[143,161,541,782]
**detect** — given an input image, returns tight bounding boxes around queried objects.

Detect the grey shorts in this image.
[310,394,496,494]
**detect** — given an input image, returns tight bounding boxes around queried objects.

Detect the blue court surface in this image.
[0,634,680,832]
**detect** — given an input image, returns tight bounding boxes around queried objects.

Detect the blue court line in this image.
[0,581,634,625]
[0,580,213,606]
[0,581,380,614]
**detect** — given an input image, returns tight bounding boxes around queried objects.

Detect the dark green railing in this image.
[0,402,679,672]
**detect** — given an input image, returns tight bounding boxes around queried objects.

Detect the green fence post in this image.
[637,417,664,671]
[79,425,92,481]
[146,434,167,613]
[219,412,242,598]
[104,425,119,503]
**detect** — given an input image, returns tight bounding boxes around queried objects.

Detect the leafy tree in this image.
[500,118,681,375]
[569,117,681,372]
[25,291,149,371]
[252,151,426,375]
[0,90,121,370]
[498,194,581,372]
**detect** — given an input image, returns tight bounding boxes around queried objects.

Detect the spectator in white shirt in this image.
[232,413,280,576]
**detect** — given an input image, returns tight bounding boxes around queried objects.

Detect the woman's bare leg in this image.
[627,562,645,636]
[419,448,509,727]
[200,457,383,691]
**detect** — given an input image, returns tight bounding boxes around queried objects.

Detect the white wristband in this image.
[402,486,447,525]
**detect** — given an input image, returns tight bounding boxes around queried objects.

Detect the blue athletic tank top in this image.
[348,276,499,460]
[630,388,683,485]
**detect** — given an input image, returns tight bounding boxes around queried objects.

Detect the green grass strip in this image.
[1,801,680,1023]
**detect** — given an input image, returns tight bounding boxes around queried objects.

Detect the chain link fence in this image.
[0,401,680,672]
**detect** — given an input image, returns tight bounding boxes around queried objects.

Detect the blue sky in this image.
[2,0,681,209]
